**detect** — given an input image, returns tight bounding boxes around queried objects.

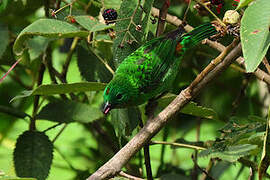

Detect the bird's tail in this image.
[181,22,218,48]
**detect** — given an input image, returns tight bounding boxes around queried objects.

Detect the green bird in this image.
[102,23,217,114]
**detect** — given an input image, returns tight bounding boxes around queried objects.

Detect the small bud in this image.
[51,10,57,18]
[223,10,240,24]
[136,25,142,31]
[109,30,116,39]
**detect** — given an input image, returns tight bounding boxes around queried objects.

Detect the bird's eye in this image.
[116,93,122,99]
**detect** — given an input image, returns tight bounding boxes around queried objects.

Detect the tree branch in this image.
[156,0,170,37]
[87,42,242,179]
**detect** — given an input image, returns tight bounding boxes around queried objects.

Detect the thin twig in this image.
[54,145,76,171]
[61,37,79,79]
[238,158,270,179]
[119,171,145,180]
[192,118,201,180]
[192,155,216,180]
[200,159,214,180]
[139,116,153,180]
[231,74,250,116]
[42,46,68,100]
[143,145,153,180]
[0,65,31,90]
[43,123,62,133]
[0,58,22,84]
[31,63,45,130]
[87,46,115,75]
[150,140,206,150]
[156,0,170,37]
[52,124,68,143]
[183,0,191,24]
[263,57,270,74]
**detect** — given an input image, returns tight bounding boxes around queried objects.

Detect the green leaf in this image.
[74,15,114,32]
[111,107,141,140]
[240,0,270,72]
[77,45,97,82]
[258,106,270,180]
[36,100,103,123]
[158,94,219,120]
[13,19,89,55]
[11,82,106,101]
[236,0,255,10]
[0,23,8,59]
[27,36,51,60]
[13,131,53,180]
[0,105,30,119]
[159,173,189,180]
[77,43,113,82]
[113,0,154,65]
[199,144,258,162]
[0,0,9,13]
[103,0,122,9]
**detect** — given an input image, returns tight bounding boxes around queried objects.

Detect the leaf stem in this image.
[88,46,115,75]
[43,123,63,133]
[61,37,79,79]
[52,123,68,143]
[119,171,145,180]
[150,140,206,150]
[31,63,45,130]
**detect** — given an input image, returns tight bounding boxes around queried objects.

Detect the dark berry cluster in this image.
[210,0,225,6]
[102,9,118,24]
[210,0,225,14]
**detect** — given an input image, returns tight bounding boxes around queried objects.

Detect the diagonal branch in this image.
[87,42,242,180]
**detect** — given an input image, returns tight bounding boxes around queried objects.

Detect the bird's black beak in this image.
[102,102,112,115]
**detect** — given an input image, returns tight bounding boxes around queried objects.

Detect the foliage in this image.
[0,0,269,179]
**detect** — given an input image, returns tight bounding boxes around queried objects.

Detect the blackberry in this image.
[210,0,225,6]
[102,8,118,24]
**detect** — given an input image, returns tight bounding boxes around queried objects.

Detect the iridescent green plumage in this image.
[102,23,217,114]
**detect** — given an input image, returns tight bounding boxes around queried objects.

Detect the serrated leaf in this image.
[258,106,270,180]
[158,94,219,120]
[13,19,88,55]
[219,116,265,140]
[113,0,154,65]
[0,23,8,59]
[36,100,103,123]
[11,82,106,101]
[13,131,53,180]
[199,144,257,162]
[236,0,255,10]
[240,0,270,72]
[74,15,114,32]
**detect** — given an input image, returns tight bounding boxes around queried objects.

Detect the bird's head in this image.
[102,75,137,115]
